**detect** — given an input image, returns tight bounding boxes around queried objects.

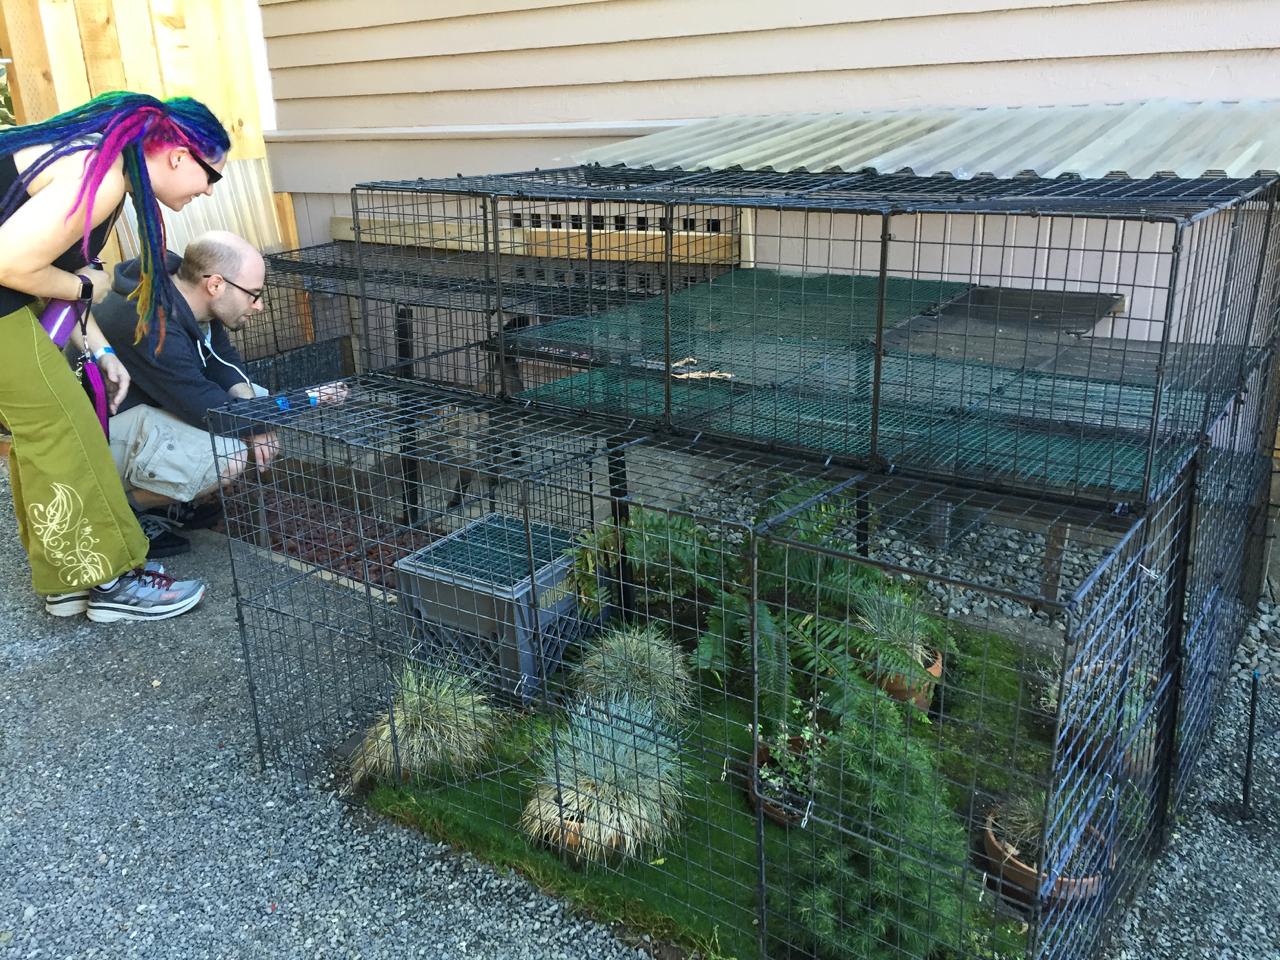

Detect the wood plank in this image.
[149,0,193,97]
[73,0,126,95]
[330,216,738,264]
[36,0,89,109]
[185,0,261,158]
[273,191,300,249]
[0,0,59,122]
[267,0,1280,99]
[111,0,164,95]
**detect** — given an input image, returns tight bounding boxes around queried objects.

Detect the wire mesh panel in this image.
[218,163,1280,960]
[216,385,1184,959]
[337,171,1279,507]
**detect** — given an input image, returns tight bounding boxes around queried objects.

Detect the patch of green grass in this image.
[371,698,772,960]
[935,624,1056,812]
[369,673,1035,960]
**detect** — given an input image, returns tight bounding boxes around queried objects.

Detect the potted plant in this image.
[575,621,693,725]
[768,690,968,960]
[855,587,948,710]
[744,697,827,827]
[983,791,1107,904]
[520,697,686,866]
[1035,651,1158,780]
[348,662,503,789]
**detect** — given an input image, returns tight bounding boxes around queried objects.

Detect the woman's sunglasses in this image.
[189,151,223,186]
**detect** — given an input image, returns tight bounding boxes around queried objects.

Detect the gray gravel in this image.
[1104,670,1279,960]
[0,465,640,960]
[3,456,1276,960]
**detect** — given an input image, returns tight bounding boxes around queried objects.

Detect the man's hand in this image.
[249,430,280,473]
[309,381,350,405]
[97,352,130,414]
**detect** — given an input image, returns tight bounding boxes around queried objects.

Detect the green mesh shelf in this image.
[899,417,1179,496]
[504,268,971,365]
[814,348,1022,411]
[692,390,956,459]
[973,371,1211,434]
[515,367,733,419]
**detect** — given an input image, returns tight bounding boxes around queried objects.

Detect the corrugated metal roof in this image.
[574,100,1280,180]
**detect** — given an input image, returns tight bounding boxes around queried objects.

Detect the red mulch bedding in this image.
[224,489,436,588]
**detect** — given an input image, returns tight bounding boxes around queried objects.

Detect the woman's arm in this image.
[0,152,125,300]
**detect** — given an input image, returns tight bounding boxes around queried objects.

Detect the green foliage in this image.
[0,67,15,127]
[770,691,968,960]
[521,697,687,866]
[856,586,950,681]
[576,622,694,725]
[754,697,825,814]
[350,663,503,787]
[570,507,734,619]
[994,791,1047,868]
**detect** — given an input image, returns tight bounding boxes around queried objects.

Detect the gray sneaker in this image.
[86,567,205,623]
[45,562,166,617]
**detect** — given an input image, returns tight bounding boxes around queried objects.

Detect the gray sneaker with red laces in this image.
[85,568,206,623]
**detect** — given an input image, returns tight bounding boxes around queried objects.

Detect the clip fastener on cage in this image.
[720,756,729,783]
[1139,564,1161,582]
[800,799,814,830]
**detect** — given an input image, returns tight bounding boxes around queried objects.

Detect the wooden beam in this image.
[73,0,126,95]
[0,0,59,122]
[111,0,164,95]
[37,0,90,109]
[149,0,193,98]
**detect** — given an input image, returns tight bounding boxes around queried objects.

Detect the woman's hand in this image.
[96,351,130,414]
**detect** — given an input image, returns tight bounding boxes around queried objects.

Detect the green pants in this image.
[0,305,148,593]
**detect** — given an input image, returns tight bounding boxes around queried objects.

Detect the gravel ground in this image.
[1104,633,1280,960]
[2,456,1276,960]
[0,466,641,960]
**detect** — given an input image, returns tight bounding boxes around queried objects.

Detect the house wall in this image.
[260,0,1280,246]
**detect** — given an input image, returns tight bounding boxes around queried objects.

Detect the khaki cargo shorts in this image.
[110,404,246,503]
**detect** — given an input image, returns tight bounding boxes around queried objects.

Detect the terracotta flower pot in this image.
[982,809,1106,904]
[876,648,944,711]
[745,736,817,828]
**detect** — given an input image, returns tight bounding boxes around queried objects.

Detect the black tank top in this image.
[0,150,124,316]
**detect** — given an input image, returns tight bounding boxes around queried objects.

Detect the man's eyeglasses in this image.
[189,151,223,186]
[204,274,262,304]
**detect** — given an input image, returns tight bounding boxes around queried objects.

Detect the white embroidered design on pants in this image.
[30,482,110,586]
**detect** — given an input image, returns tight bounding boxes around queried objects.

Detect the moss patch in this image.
[935,623,1056,815]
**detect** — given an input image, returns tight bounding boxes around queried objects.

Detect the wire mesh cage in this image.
[212,161,1280,960]
[213,377,1206,960]
[348,168,1280,509]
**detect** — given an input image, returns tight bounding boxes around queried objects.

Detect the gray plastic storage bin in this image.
[394,513,597,700]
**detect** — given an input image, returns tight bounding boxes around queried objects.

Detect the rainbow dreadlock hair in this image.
[0,91,230,348]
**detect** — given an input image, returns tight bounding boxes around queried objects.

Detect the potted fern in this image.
[348,662,503,788]
[855,587,948,710]
[520,697,687,866]
[983,790,1108,904]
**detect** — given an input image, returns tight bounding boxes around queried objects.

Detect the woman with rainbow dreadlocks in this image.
[0,92,229,623]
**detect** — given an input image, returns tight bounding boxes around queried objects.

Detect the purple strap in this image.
[80,357,110,439]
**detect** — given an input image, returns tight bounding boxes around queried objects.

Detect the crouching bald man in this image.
[96,230,279,558]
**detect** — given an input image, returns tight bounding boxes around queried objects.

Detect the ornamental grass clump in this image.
[576,622,693,725]
[521,697,686,866]
[350,663,502,787]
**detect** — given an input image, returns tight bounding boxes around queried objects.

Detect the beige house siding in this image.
[261,0,1280,246]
